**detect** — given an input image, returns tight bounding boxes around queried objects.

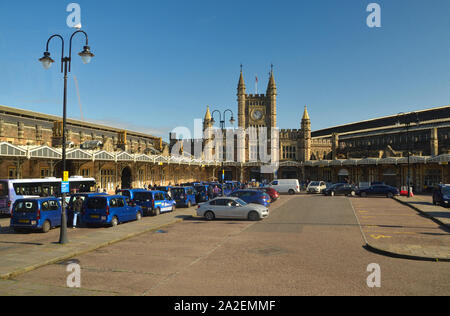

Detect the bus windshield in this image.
[0,181,8,197]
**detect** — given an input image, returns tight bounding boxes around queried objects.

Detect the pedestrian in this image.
[72,196,83,229]
[167,187,172,199]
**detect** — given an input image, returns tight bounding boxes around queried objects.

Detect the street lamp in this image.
[39,30,94,244]
[210,109,235,195]
[396,112,420,198]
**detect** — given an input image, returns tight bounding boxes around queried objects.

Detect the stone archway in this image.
[121,166,132,189]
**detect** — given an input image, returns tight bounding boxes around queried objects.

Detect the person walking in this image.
[72,196,83,229]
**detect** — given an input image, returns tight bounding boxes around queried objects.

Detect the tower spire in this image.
[302,105,310,121]
[267,64,276,95]
[238,65,246,94]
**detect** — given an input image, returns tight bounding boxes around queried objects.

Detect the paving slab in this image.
[394,195,450,228]
[351,197,450,261]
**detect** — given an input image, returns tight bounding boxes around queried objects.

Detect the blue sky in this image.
[0,0,449,141]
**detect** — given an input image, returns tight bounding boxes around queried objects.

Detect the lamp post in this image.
[210,109,235,195]
[39,30,94,244]
[396,112,420,198]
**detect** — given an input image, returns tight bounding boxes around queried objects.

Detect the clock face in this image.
[252,110,263,121]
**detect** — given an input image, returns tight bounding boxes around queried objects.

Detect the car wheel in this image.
[387,192,393,198]
[111,216,119,227]
[248,211,260,221]
[350,191,356,197]
[205,211,215,221]
[288,189,295,195]
[136,211,142,221]
[155,208,161,216]
[41,220,51,233]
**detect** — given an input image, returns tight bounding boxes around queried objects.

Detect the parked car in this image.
[307,181,327,194]
[268,179,300,195]
[82,195,142,227]
[10,197,61,233]
[171,186,197,208]
[197,197,269,221]
[357,184,399,198]
[228,190,271,207]
[131,190,176,216]
[432,184,450,207]
[256,187,280,202]
[323,183,357,197]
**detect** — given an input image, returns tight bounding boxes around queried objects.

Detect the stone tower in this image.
[237,66,278,162]
[300,105,311,162]
[203,106,214,160]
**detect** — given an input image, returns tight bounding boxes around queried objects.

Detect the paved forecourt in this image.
[0,207,193,280]
[351,196,450,260]
[9,194,450,296]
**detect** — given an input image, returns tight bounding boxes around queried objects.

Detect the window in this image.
[8,167,17,179]
[87,197,107,209]
[117,198,125,208]
[81,169,90,177]
[48,200,59,210]
[40,168,50,178]
[14,201,37,213]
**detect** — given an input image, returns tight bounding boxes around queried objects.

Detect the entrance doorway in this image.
[121,167,132,189]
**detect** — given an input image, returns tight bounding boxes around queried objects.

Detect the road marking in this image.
[370,234,392,240]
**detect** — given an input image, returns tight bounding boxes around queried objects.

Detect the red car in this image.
[257,187,279,202]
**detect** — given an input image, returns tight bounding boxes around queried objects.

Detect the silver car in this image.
[197,197,269,221]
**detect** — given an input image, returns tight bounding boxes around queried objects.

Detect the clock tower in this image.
[237,67,277,162]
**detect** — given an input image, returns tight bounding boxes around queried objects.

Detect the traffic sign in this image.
[61,181,70,193]
[63,171,69,182]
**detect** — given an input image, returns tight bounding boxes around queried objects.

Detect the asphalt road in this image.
[9,195,450,295]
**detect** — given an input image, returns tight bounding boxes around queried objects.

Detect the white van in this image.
[269,179,300,195]
[307,181,327,194]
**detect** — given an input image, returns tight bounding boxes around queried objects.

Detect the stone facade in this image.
[0,105,216,192]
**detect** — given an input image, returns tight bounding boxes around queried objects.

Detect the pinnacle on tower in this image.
[238,66,246,93]
[267,65,276,95]
[302,105,310,121]
[204,106,212,122]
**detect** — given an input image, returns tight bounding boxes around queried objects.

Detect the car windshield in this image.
[236,198,247,206]
[310,181,320,186]
[442,186,450,195]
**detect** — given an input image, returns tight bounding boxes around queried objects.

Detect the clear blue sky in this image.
[0,0,449,141]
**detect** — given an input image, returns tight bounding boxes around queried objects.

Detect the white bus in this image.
[0,177,96,215]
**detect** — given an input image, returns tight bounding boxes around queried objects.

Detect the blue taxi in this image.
[82,195,142,227]
[130,190,176,216]
[10,198,61,233]
[171,186,197,208]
